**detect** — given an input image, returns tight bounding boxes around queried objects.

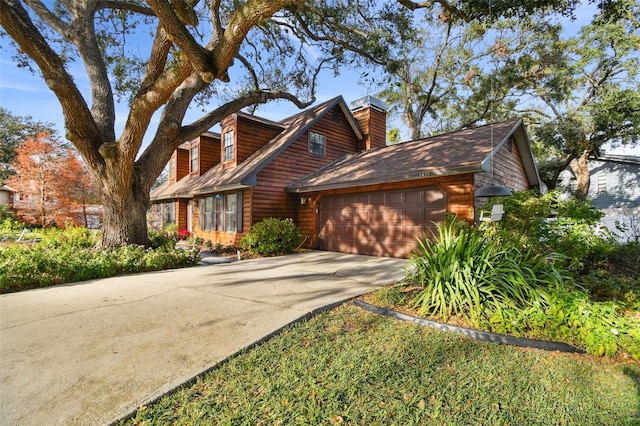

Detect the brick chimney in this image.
[349,96,388,151]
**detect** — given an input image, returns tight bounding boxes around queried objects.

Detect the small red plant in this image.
[177,229,191,240]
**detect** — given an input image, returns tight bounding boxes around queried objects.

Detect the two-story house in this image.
[150,96,544,258]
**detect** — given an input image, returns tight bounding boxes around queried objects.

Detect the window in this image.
[225,193,238,232]
[204,197,214,230]
[190,145,199,173]
[223,130,234,162]
[309,132,325,155]
[199,192,242,233]
[163,202,175,225]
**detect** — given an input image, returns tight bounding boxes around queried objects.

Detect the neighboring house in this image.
[150,96,544,258]
[559,154,640,240]
[0,185,15,209]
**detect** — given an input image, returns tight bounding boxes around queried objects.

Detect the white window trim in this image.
[190,145,199,173]
[223,130,234,162]
[199,192,243,233]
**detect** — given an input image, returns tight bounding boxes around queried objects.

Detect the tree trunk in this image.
[99,177,150,247]
[569,150,590,201]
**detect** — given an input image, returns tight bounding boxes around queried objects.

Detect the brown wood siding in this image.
[198,135,220,173]
[236,115,283,165]
[175,149,189,182]
[176,199,188,230]
[191,190,251,247]
[475,137,529,192]
[352,107,387,150]
[252,109,361,226]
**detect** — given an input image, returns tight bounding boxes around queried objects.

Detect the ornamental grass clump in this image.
[406,221,565,322]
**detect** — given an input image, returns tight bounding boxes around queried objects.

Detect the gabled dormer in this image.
[187,132,221,176]
[168,143,189,183]
[220,113,285,169]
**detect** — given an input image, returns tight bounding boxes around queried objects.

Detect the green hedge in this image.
[0,227,199,293]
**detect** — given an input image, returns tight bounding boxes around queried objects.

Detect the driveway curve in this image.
[0,251,406,425]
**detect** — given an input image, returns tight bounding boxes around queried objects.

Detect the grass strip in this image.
[123,304,639,426]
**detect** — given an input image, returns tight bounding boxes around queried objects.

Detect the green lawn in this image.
[123,304,639,426]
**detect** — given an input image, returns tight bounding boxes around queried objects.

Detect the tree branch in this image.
[212,0,307,80]
[136,89,313,191]
[210,0,224,44]
[94,1,155,16]
[23,0,71,36]
[0,0,103,169]
[396,0,469,21]
[147,0,215,82]
[290,15,387,66]
[179,90,316,142]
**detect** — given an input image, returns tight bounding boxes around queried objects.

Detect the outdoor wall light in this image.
[474,184,512,198]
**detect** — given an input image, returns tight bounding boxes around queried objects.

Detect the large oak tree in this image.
[0,0,581,246]
[523,0,640,199]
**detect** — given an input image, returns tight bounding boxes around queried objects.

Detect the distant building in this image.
[559,154,640,241]
[0,185,15,210]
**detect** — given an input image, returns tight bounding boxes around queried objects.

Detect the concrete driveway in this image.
[0,251,407,425]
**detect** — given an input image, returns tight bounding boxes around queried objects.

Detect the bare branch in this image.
[423,19,452,114]
[291,15,386,66]
[94,1,155,16]
[236,54,260,89]
[23,0,71,35]
[396,0,469,21]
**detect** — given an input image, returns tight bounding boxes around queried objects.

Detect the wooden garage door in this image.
[317,186,446,258]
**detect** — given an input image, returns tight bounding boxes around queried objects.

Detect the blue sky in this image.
[0,2,636,156]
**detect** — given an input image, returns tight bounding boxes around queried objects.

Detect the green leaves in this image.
[0,227,199,293]
[406,220,561,322]
[240,217,303,256]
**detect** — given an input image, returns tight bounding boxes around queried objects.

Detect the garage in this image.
[317,186,446,257]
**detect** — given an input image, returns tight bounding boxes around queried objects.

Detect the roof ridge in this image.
[279,96,344,125]
[234,110,286,129]
[406,117,521,144]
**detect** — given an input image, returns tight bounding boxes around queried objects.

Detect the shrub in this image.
[482,285,640,359]
[405,220,566,322]
[480,190,613,271]
[39,226,98,248]
[149,230,177,249]
[241,218,303,256]
[0,228,200,293]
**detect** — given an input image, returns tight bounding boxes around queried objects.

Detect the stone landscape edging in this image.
[352,299,583,354]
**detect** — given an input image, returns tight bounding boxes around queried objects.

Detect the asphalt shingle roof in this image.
[286,118,524,193]
[151,96,359,200]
